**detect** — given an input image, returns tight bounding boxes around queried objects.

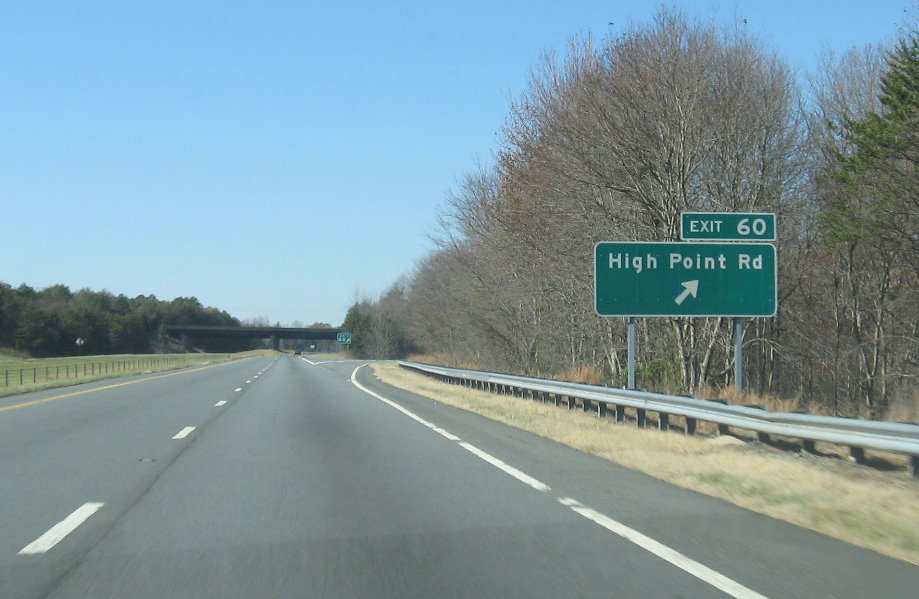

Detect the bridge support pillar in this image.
[270,335,280,351]
[180,334,190,351]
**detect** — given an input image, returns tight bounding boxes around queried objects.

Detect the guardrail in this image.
[398,361,919,477]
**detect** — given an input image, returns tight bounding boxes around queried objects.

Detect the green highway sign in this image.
[337,332,352,344]
[681,212,776,241]
[595,242,777,317]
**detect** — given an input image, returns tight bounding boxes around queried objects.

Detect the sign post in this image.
[734,317,744,393]
[627,317,636,390]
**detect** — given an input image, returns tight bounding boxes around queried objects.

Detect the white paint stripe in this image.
[350,364,549,492]
[234,387,242,392]
[18,502,104,555]
[214,400,227,407]
[458,442,550,492]
[556,498,770,599]
[433,427,461,441]
[246,380,252,384]
[172,426,196,440]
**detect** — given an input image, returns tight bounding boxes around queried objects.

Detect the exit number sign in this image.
[681,212,775,241]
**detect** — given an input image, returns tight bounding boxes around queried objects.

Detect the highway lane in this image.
[0,356,279,599]
[1,355,916,597]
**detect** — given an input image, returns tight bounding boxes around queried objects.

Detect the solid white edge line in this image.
[172,426,196,440]
[18,502,104,555]
[214,400,227,407]
[349,364,549,491]
[556,498,770,599]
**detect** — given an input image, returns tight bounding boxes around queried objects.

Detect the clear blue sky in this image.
[1,1,912,326]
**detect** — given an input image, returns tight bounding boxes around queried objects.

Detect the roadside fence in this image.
[1,355,225,391]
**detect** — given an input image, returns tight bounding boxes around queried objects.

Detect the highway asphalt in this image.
[0,355,916,598]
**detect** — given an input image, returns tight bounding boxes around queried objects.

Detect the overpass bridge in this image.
[164,325,341,351]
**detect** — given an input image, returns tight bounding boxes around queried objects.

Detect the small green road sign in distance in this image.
[337,332,352,344]
[595,242,777,317]
[681,212,776,241]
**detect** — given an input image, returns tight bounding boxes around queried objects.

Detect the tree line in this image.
[345,9,918,419]
[0,282,247,355]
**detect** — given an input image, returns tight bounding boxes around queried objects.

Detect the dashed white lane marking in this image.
[18,503,104,555]
[349,364,769,599]
[172,426,196,440]
[246,380,252,384]
[557,497,769,599]
[214,400,227,407]
[234,388,242,392]
[458,441,550,492]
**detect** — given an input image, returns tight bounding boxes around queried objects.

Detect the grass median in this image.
[371,361,919,565]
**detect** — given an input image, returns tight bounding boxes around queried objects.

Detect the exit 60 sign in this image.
[681,212,775,241]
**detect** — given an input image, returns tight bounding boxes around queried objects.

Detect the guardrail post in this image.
[636,408,646,428]
[597,402,607,417]
[684,418,696,436]
[658,413,669,431]
[757,432,770,442]
[909,456,918,478]
[581,398,591,412]
[849,447,867,465]
[802,439,816,453]
[567,396,575,410]
[615,405,625,423]
[717,423,729,435]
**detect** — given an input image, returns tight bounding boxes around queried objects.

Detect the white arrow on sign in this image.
[674,280,699,305]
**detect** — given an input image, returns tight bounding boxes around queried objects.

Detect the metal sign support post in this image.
[734,317,744,394]
[627,317,637,390]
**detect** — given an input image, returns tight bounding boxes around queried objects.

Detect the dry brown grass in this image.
[695,385,816,414]
[553,365,605,384]
[371,361,919,565]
